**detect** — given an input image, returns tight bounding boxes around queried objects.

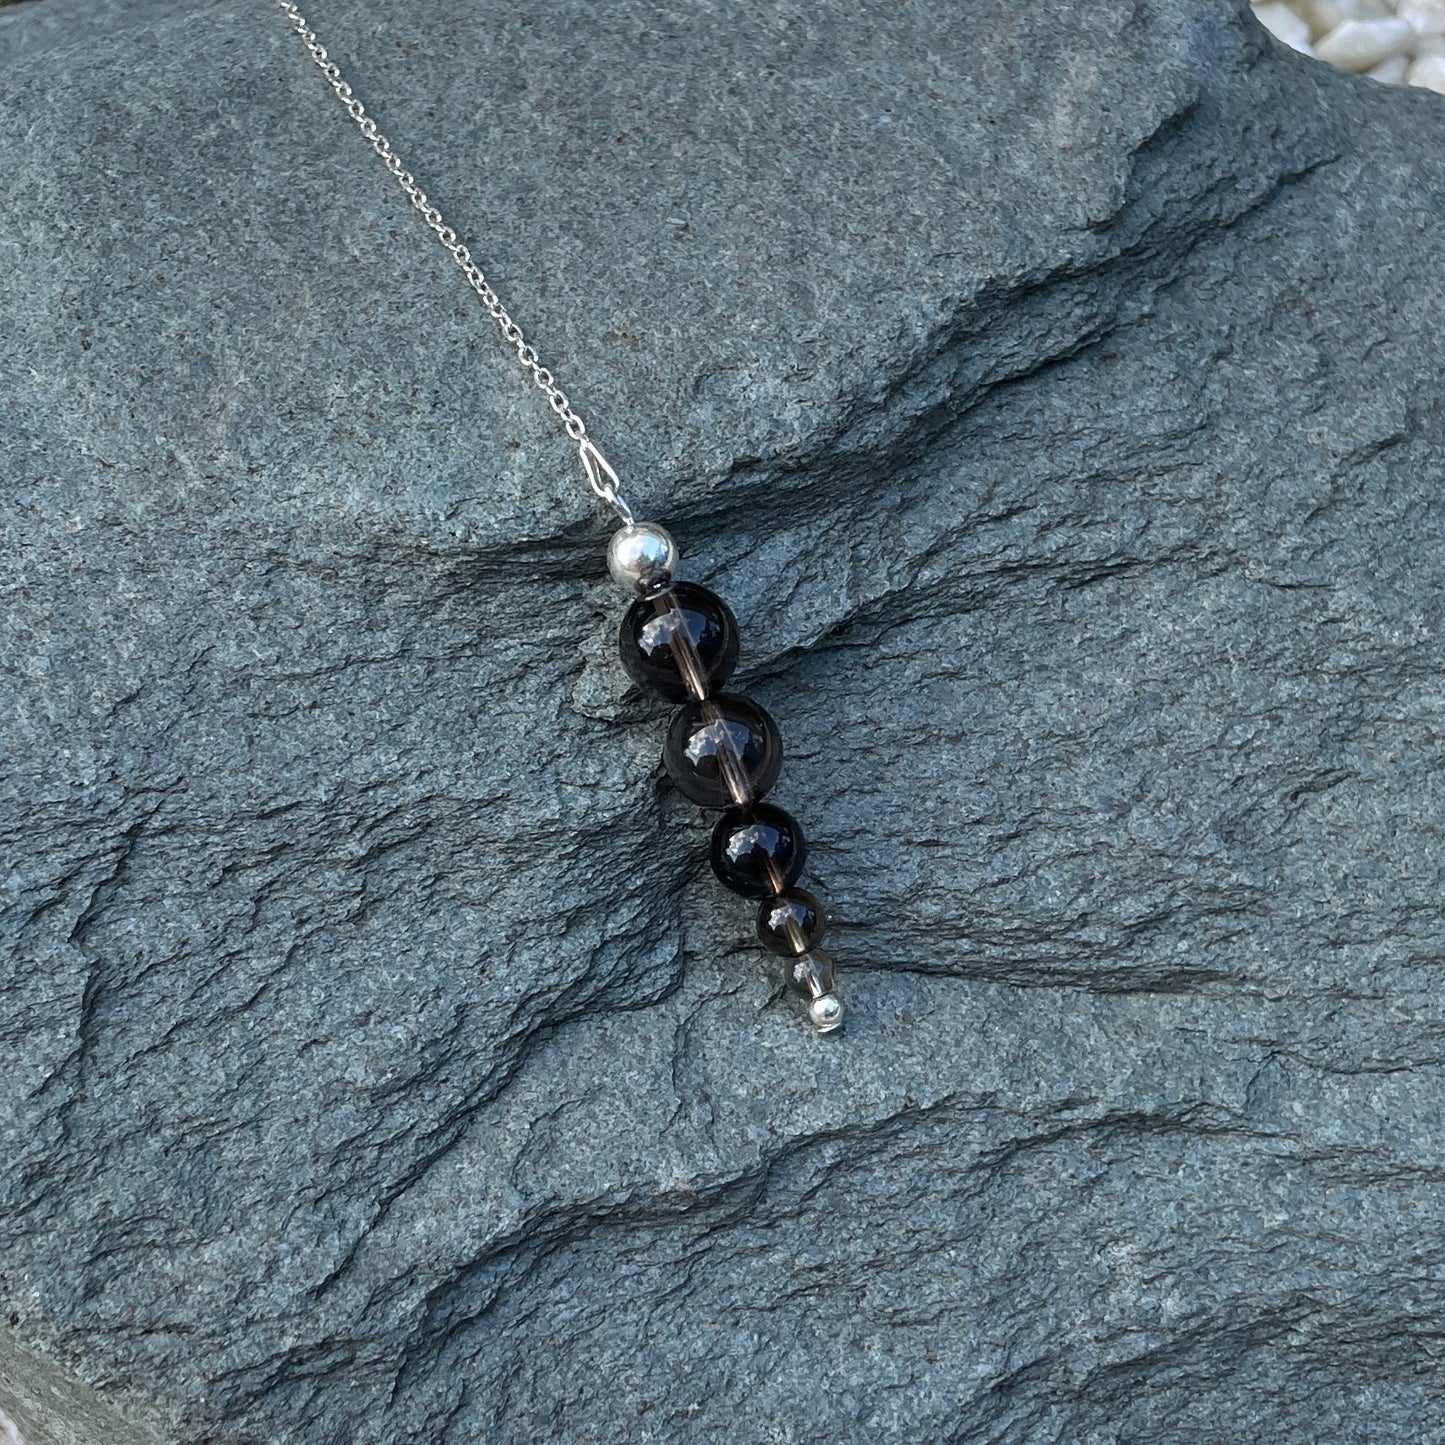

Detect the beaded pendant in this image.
[608,522,843,1033]
[269,1,840,1032]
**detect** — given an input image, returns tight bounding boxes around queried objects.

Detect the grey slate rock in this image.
[0,1329,166,1445]
[4,0,1445,1440]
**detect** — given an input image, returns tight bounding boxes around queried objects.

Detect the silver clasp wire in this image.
[578,438,635,528]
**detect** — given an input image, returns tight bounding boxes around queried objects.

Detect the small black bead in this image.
[619,582,739,703]
[756,889,827,957]
[664,694,782,809]
[709,803,807,899]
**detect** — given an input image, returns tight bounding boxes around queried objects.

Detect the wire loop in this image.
[579,440,634,527]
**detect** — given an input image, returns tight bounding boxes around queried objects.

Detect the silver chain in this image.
[271,0,635,527]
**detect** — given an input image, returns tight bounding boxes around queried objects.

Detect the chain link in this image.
[272,0,635,525]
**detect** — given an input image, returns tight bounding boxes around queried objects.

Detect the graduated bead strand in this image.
[608,523,844,1033]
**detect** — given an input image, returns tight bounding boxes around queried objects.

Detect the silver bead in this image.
[808,993,844,1034]
[607,522,679,594]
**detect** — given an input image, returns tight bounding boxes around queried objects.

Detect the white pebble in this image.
[1293,0,1392,36]
[1407,51,1445,90]
[1399,1,1445,38]
[1255,1,1315,48]
[1314,16,1415,69]
[1368,53,1411,81]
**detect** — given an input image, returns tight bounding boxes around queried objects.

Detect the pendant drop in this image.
[609,521,844,1034]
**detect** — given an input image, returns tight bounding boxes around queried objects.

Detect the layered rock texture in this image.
[4,0,1445,1440]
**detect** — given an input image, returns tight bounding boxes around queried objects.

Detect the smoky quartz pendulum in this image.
[272,3,836,1030]
[608,521,844,1033]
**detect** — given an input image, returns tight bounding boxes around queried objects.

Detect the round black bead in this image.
[709,803,807,899]
[756,889,827,957]
[619,582,739,703]
[664,694,782,809]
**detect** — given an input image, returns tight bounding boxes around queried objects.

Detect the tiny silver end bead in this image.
[808,993,844,1034]
[607,522,679,594]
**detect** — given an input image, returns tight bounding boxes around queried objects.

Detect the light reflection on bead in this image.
[785,947,835,999]
[808,993,844,1033]
[618,583,739,703]
[664,694,782,809]
[607,522,678,594]
[709,802,806,899]
[757,889,826,957]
